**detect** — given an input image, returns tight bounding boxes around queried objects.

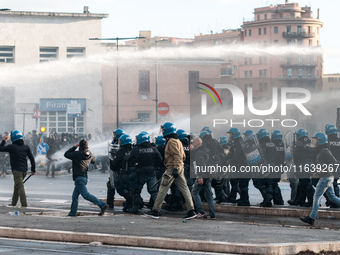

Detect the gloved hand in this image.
[172,168,179,178]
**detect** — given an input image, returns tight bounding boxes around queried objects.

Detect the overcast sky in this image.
[2,0,340,73]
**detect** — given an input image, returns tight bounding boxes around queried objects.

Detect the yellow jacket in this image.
[164,138,185,169]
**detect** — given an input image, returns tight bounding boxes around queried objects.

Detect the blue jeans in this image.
[69,176,107,216]
[192,179,215,217]
[310,176,340,219]
[133,172,158,213]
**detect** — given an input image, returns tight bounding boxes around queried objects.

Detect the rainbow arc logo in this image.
[196,82,222,106]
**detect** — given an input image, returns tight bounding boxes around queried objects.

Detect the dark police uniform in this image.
[327,133,340,208]
[111,145,135,212]
[226,137,250,206]
[272,139,285,205]
[129,141,163,213]
[293,137,316,207]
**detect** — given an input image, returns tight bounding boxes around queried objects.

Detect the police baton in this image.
[23,175,32,184]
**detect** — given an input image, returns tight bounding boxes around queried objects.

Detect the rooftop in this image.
[0,6,108,19]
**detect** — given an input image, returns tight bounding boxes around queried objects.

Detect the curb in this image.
[111,199,340,219]
[0,226,339,255]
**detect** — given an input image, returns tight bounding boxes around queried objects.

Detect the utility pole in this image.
[89,36,145,129]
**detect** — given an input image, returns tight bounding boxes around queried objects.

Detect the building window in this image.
[259,70,263,77]
[309,40,312,46]
[189,71,199,92]
[264,27,267,35]
[244,71,248,78]
[244,58,248,65]
[264,56,267,63]
[233,65,237,71]
[0,46,14,63]
[249,29,252,36]
[298,57,302,65]
[139,70,150,93]
[233,78,237,85]
[138,112,150,120]
[279,13,283,18]
[287,57,292,65]
[67,47,85,58]
[298,69,303,78]
[264,14,267,20]
[274,40,278,44]
[40,111,84,135]
[257,15,260,21]
[40,47,58,62]
[297,26,302,34]
[249,70,252,78]
[245,30,247,37]
[274,27,278,34]
[307,69,312,78]
[264,69,267,77]
[258,28,262,35]
[287,69,292,78]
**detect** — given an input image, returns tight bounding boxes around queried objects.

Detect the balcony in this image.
[280,62,317,67]
[279,75,319,80]
[282,32,315,38]
[221,68,233,76]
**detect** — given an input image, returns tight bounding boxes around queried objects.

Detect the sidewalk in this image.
[1,203,340,255]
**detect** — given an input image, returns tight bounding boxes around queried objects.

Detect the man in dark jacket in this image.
[300,132,340,225]
[64,140,108,216]
[191,138,215,219]
[0,130,35,207]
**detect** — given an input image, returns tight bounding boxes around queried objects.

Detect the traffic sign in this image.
[32,110,41,119]
[37,142,49,155]
[157,102,170,115]
[67,103,81,118]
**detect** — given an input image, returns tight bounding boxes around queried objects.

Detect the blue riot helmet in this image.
[312,132,328,146]
[136,132,150,145]
[10,130,23,142]
[155,135,166,146]
[257,129,270,140]
[272,130,283,141]
[113,128,125,141]
[243,130,254,137]
[161,122,176,136]
[325,124,338,136]
[119,134,132,146]
[227,128,241,140]
[296,128,308,140]
[219,136,228,146]
[177,129,188,141]
[199,131,209,139]
[201,127,212,134]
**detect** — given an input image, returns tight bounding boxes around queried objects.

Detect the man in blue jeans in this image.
[191,138,216,219]
[64,140,108,216]
[300,132,340,225]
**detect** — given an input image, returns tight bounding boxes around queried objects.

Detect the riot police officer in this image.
[111,135,134,212]
[290,128,316,207]
[155,136,166,180]
[271,130,285,205]
[226,128,250,206]
[108,128,125,209]
[325,124,340,208]
[219,136,230,197]
[256,129,277,207]
[128,132,163,214]
[200,130,229,204]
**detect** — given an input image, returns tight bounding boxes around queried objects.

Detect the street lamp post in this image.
[89,36,145,129]
[153,39,168,124]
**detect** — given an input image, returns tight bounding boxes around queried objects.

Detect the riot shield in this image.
[240,134,267,178]
[108,141,120,187]
[283,131,295,178]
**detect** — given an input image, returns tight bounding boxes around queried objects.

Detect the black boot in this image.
[300,216,315,225]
